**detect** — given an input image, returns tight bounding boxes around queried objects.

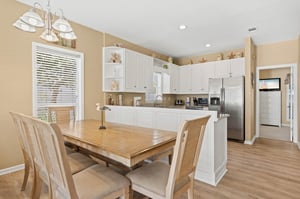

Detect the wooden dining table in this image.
[57,119,177,169]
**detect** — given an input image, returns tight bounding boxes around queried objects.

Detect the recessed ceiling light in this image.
[179,24,187,30]
[248,27,257,32]
[205,43,211,48]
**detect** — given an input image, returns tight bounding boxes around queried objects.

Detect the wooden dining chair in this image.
[48,106,75,123]
[126,115,211,199]
[10,112,34,192]
[10,112,97,198]
[23,113,130,199]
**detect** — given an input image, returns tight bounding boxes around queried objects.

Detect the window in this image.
[145,72,162,103]
[32,42,84,121]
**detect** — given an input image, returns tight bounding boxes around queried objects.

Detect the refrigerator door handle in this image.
[220,88,225,113]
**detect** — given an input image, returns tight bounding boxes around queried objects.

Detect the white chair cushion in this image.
[68,152,96,174]
[127,161,170,196]
[73,164,130,198]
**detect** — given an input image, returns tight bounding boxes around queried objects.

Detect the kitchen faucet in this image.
[154,95,163,106]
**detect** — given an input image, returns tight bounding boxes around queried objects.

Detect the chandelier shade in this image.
[20,9,44,27]
[59,31,77,40]
[13,0,77,43]
[13,19,36,33]
[40,29,59,42]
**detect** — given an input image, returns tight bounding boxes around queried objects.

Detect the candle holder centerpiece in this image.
[96,103,111,130]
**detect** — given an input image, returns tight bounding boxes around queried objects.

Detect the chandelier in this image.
[13,0,77,42]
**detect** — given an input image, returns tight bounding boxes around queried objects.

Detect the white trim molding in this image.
[244,135,257,145]
[297,142,300,150]
[0,164,24,176]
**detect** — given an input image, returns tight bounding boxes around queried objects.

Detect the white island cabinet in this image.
[105,106,228,186]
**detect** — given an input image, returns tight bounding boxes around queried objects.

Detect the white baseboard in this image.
[297,142,300,150]
[244,135,257,145]
[0,164,24,176]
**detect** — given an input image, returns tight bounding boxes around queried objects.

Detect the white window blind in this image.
[32,42,84,121]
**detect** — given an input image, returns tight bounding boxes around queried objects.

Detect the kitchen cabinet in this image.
[125,50,139,91]
[102,47,125,92]
[137,54,154,92]
[125,50,154,92]
[179,65,192,93]
[103,47,154,93]
[162,63,179,94]
[191,62,215,93]
[179,62,214,94]
[214,58,245,78]
[230,57,245,77]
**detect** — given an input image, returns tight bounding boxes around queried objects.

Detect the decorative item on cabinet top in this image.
[199,58,207,63]
[109,53,122,63]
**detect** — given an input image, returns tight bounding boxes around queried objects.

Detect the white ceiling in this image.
[17,0,300,58]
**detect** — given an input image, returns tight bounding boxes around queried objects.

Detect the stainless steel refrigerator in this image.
[208,76,245,141]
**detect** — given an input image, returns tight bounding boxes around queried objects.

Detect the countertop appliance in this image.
[208,76,245,141]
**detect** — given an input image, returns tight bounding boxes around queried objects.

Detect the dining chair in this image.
[23,112,130,199]
[48,106,75,123]
[10,112,34,192]
[126,115,210,199]
[10,112,97,198]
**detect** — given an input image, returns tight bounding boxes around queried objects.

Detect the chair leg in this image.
[187,180,194,199]
[21,160,30,191]
[32,171,42,199]
[123,186,130,199]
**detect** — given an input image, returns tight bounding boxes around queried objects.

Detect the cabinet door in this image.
[198,62,215,93]
[138,54,154,91]
[191,64,202,93]
[214,60,230,78]
[125,50,138,91]
[170,64,179,93]
[230,58,245,77]
[179,65,192,93]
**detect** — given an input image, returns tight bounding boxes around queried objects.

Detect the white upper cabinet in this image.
[103,47,125,92]
[125,50,139,91]
[169,64,179,93]
[214,59,230,78]
[179,65,192,93]
[162,63,179,94]
[230,57,245,77]
[125,50,154,92]
[137,54,154,92]
[192,62,215,93]
[214,58,245,78]
[103,47,154,93]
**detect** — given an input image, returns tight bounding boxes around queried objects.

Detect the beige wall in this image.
[298,35,300,144]
[1,1,170,169]
[244,38,256,142]
[256,39,298,66]
[0,0,104,169]
[256,38,299,143]
[259,68,291,125]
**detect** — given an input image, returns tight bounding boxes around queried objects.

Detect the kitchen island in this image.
[105,105,227,186]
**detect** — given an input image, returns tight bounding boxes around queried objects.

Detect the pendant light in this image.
[13,0,77,42]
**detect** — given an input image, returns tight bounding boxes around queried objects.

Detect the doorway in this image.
[256,64,298,142]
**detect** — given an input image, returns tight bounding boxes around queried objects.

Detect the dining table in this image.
[57,119,177,169]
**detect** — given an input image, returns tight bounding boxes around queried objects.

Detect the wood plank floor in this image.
[0,138,299,199]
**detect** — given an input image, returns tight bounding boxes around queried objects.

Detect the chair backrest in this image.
[48,106,75,123]
[23,113,78,199]
[166,115,210,198]
[9,112,34,167]
[10,112,51,187]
